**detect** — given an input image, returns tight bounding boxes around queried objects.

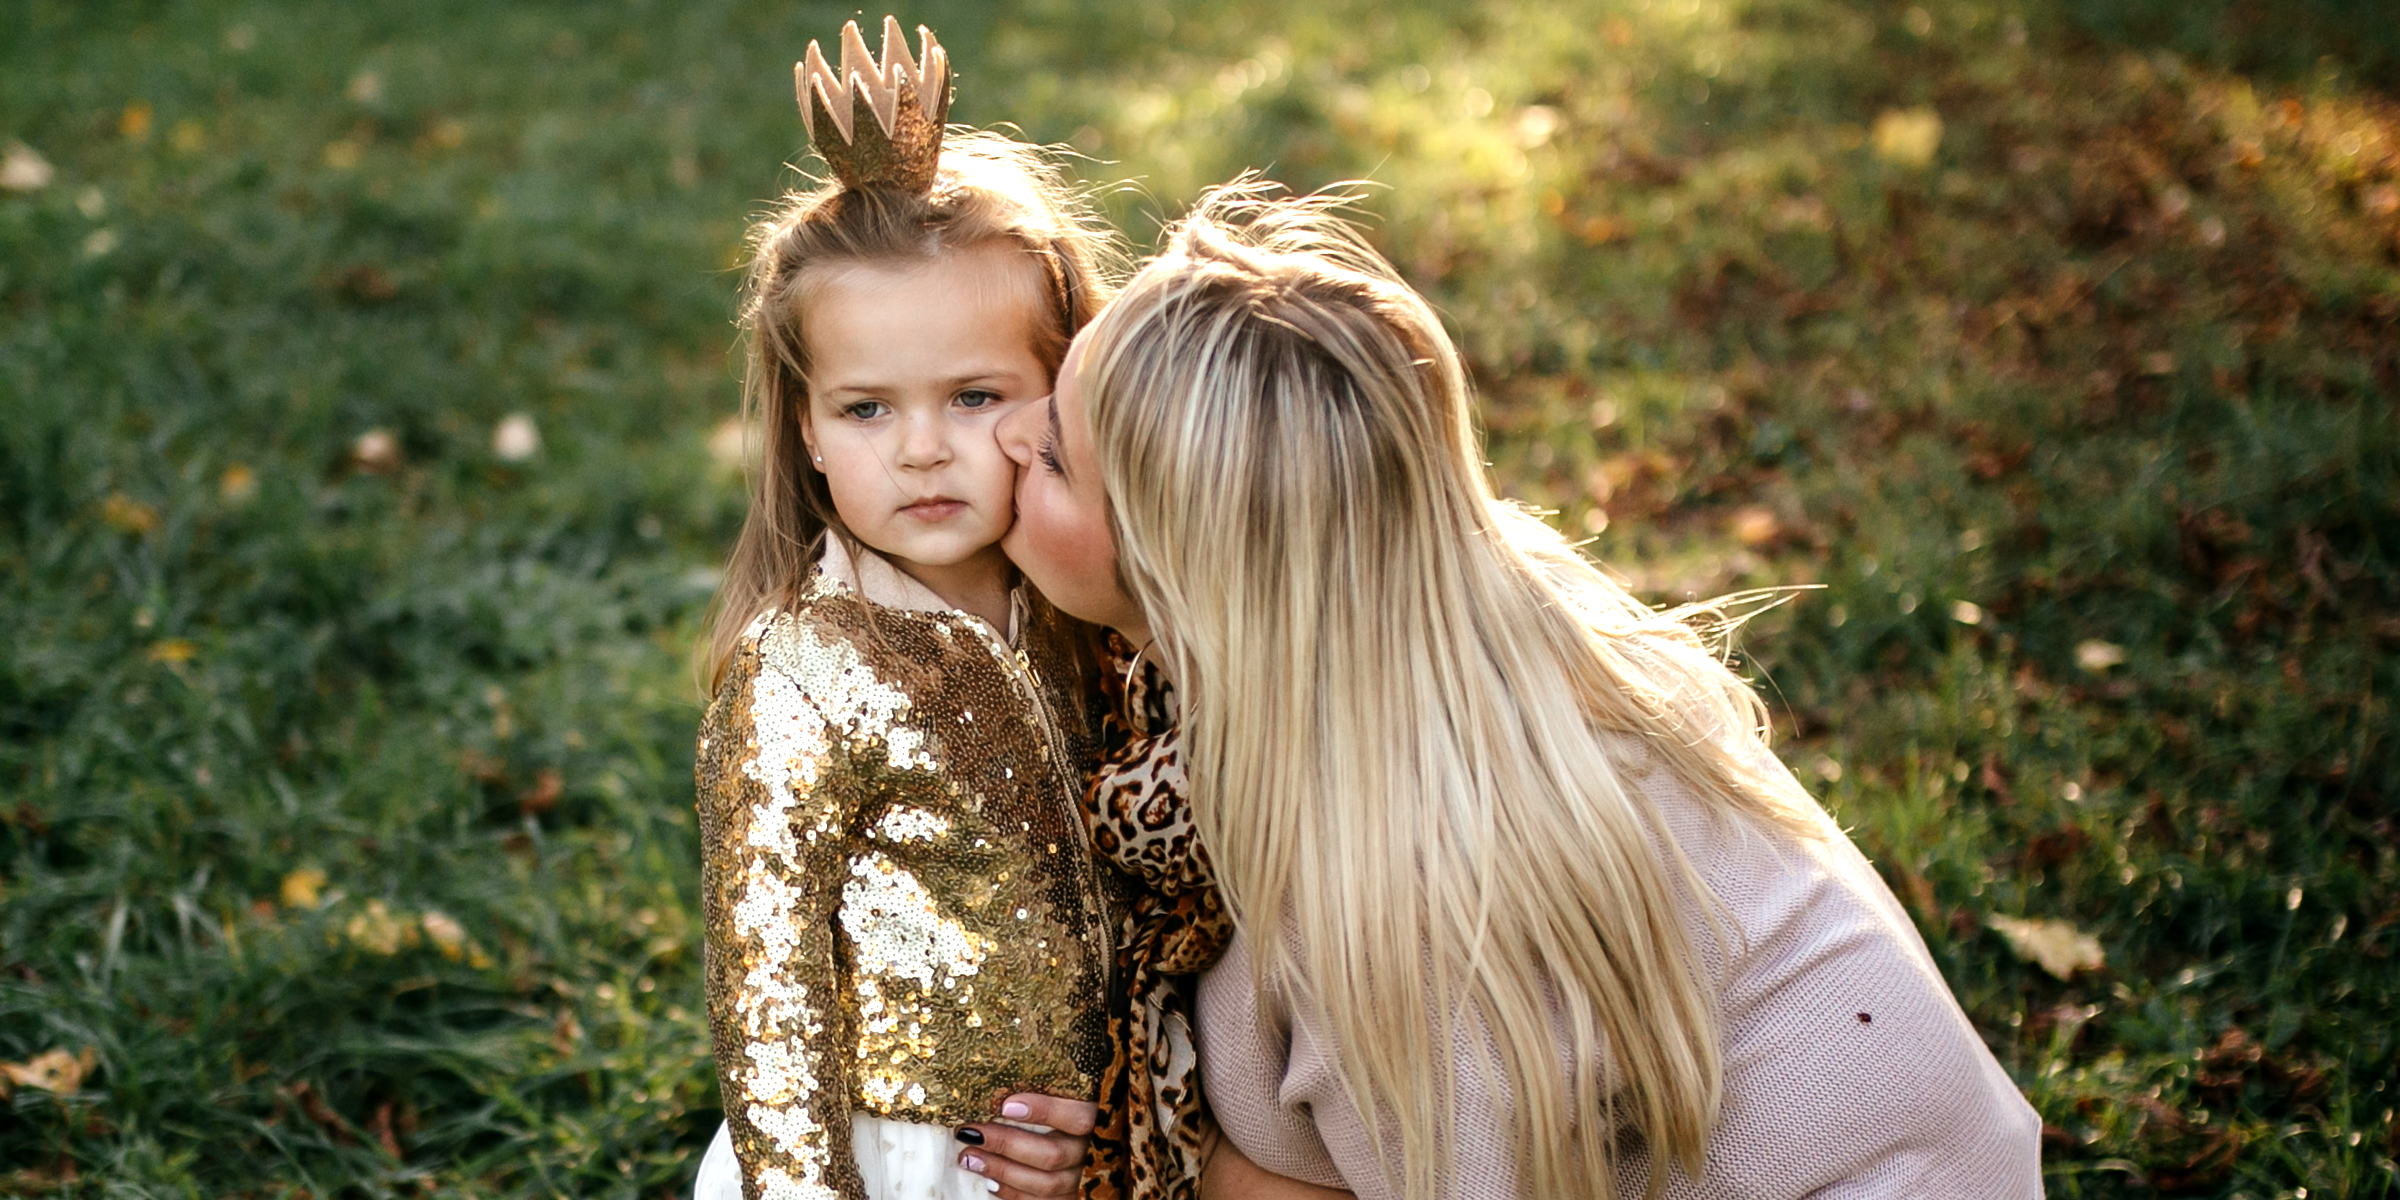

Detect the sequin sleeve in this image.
[697,629,869,1200]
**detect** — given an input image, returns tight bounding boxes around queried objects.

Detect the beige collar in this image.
[818,537,1022,644]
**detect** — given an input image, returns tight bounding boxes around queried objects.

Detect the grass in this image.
[1,0,2394,1196]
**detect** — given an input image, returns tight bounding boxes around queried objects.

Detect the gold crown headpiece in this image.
[797,16,951,194]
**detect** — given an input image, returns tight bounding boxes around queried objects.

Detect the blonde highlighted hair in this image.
[705,132,1124,691]
[1076,183,1823,1200]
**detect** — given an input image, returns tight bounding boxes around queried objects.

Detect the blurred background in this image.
[2,0,2395,1195]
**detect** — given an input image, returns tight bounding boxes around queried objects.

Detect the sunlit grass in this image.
[3,0,2395,1195]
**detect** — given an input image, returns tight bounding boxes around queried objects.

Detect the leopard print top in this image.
[1079,638,1231,1200]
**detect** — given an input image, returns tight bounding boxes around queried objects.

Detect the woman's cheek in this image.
[1010,487,1122,623]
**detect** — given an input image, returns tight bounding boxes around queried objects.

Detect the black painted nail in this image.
[955,1126,986,1145]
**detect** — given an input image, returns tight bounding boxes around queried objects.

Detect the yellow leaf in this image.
[1730,505,1780,547]
[345,899,410,955]
[103,492,159,534]
[2074,639,2127,672]
[0,1047,97,1097]
[280,867,328,909]
[220,464,257,502]
[1987,914,2105,980]
[1871,106,1943,167]
[148,639,197,664]
[421,911,467,960]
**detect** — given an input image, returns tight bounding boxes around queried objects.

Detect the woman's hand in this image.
[954,1092,1096,1199]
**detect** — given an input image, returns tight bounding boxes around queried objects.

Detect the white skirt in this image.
[695,1116,995,1200]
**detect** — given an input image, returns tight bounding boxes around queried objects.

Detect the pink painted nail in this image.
[1000,1100,1030,1120]
[960,1153,985,1173]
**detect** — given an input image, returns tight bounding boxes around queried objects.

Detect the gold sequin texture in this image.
[697,571,1117,1199]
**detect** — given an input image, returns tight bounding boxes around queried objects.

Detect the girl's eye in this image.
[842,400,888,420]
[956,389,1001,411]
[1036,435,1064,477]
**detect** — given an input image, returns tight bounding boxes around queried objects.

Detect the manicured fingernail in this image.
[954,1126,985,1145]
[983,1181,1000,1195]
[1001,1101,1030,1120]
[960,1153,985,1173]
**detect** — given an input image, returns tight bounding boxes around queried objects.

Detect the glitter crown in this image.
[797,16,952,195]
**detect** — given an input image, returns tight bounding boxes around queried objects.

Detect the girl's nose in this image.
[894,411,954,469]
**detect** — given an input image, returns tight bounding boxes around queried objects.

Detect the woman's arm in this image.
[1199,1132,1355,1200]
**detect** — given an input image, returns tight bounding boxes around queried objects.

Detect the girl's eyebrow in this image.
[817,366,1033,396]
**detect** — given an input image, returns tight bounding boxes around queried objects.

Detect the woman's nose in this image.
[995,397,1042,466]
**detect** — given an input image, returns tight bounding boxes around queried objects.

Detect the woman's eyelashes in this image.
[1036,435,1064,477]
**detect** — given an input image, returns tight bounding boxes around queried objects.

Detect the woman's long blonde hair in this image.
[1077,184,1823,1200]
[704,132,1124,692]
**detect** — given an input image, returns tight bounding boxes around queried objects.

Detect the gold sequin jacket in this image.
[696,542,1117,1200]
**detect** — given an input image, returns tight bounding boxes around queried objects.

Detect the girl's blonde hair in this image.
[705,132,1124,692]
[1076,183,1824,1200]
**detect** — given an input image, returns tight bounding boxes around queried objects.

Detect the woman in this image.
[974,186,2042,1200]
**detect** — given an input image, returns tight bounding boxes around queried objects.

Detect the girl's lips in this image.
[900,499,967,520]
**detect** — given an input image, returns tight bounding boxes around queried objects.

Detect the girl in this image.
[692,19,1128,1200]
[986,184,2042,1198]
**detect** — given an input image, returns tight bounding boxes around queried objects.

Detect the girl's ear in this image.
[797,409,825,473]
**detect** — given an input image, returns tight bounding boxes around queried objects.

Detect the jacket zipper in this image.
[972,602,1114,994]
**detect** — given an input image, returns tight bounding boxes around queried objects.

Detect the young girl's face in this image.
[800,245,1051,589]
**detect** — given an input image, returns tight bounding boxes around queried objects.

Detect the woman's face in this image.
[997,335,1151,643]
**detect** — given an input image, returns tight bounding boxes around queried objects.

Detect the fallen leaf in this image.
[0,1047,98,1097]
[102,493,158,535]
[1730,505,1780,547]
[280,867,328,909]
[1988,914,2105,979]
[552,1009,583,1055]
[1872,107,1944,167]
[420,911,467,960]
[492,413,540,462]
[352,429,400,473]
[0,142,55,192]
[519,769,563,816]
[346,899,412,955]
[2074,640,2126,672]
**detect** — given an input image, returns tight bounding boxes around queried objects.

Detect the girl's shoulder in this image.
[708,577,879,695]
